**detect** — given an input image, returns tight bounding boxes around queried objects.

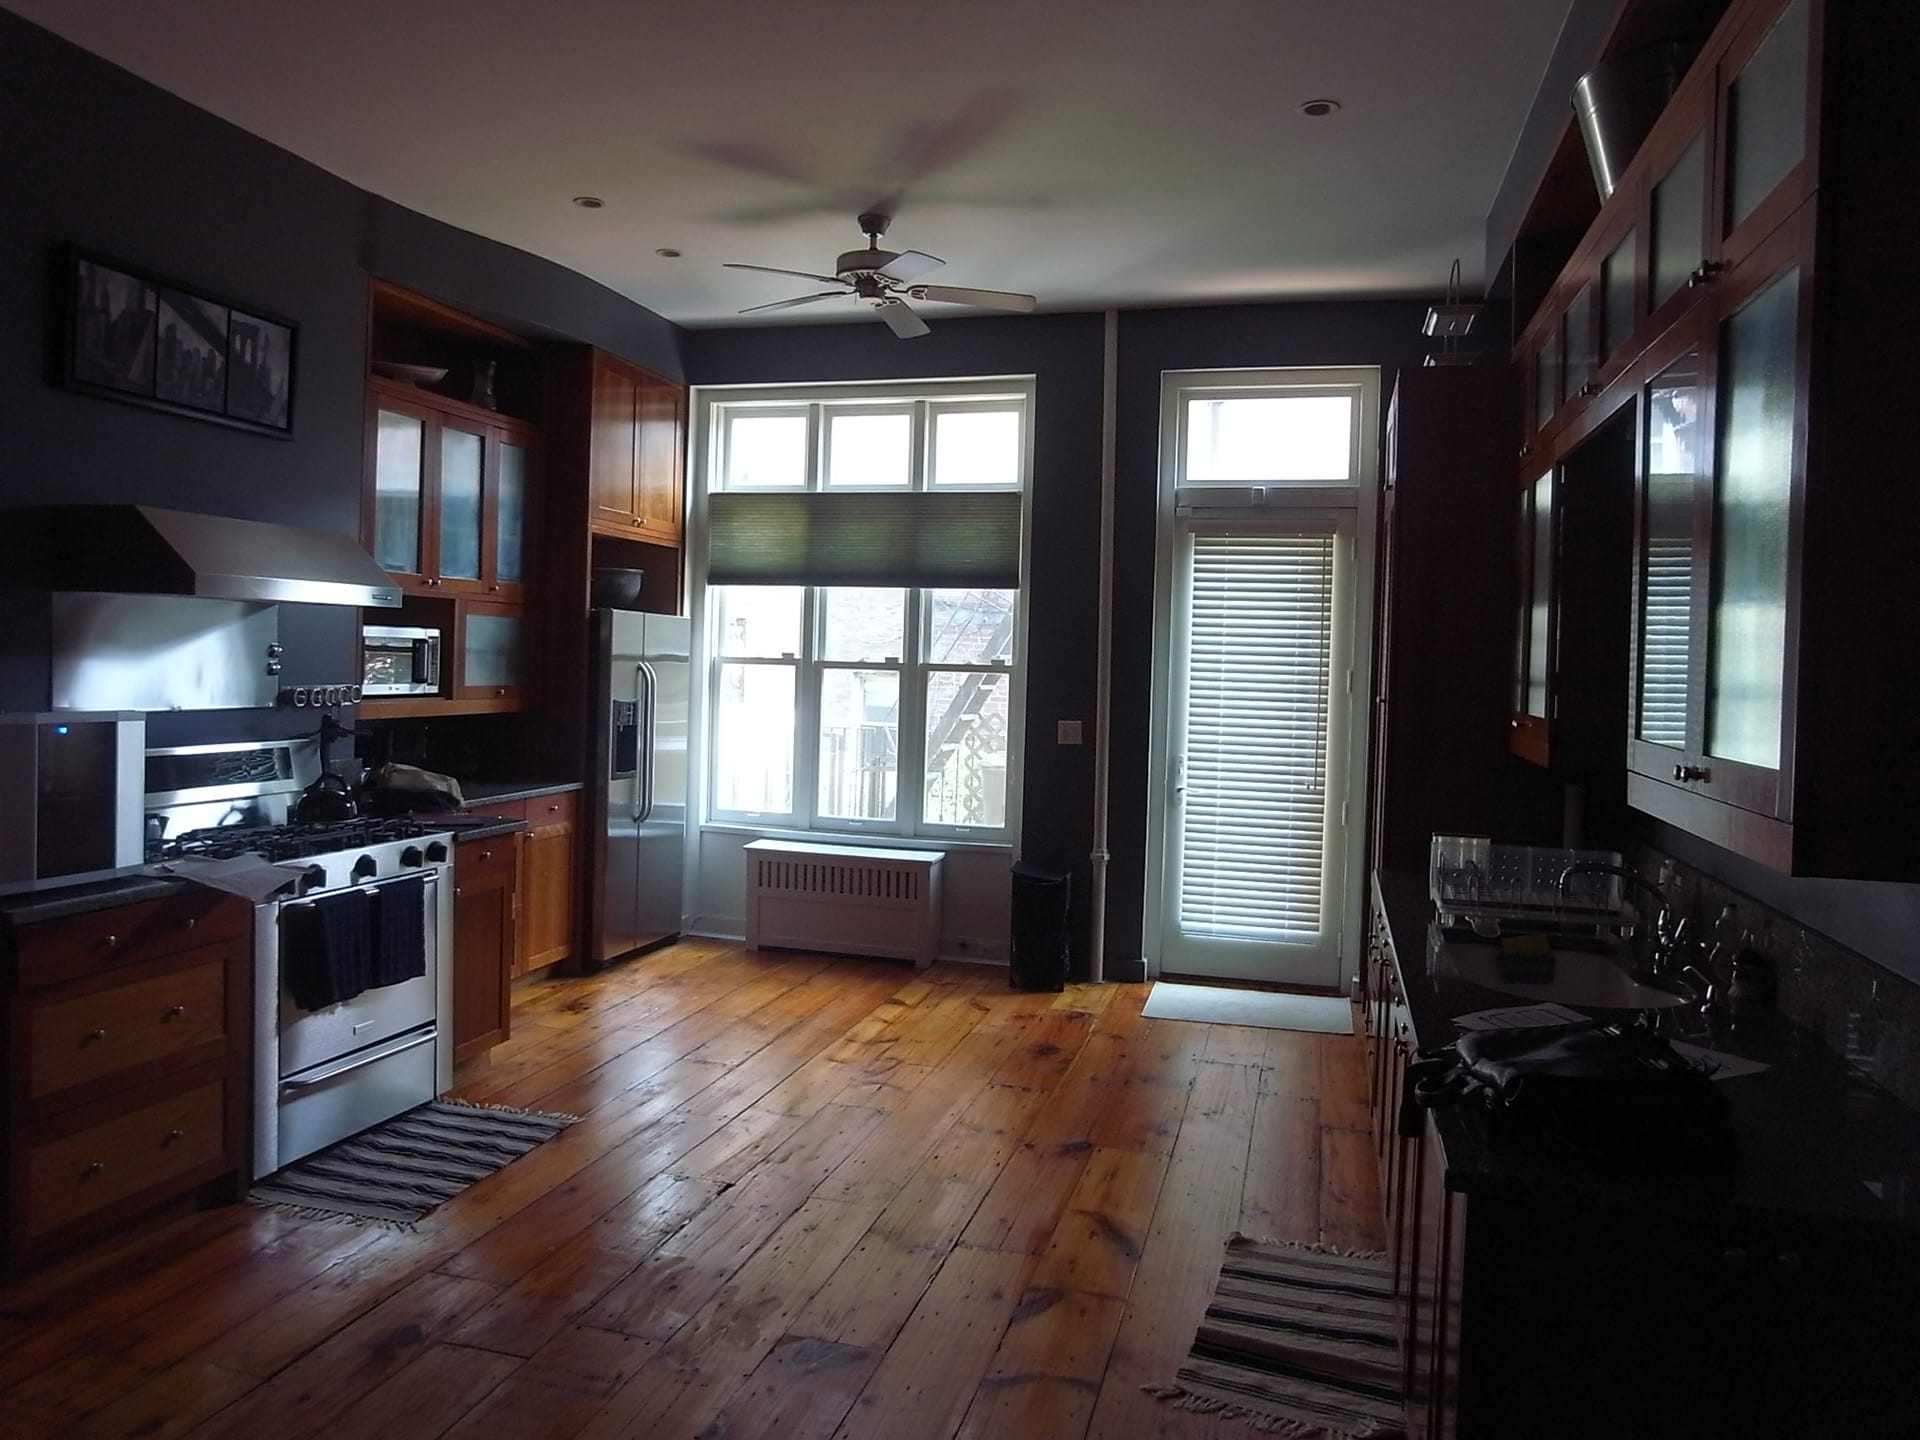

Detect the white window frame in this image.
[689,377,1034,846]
[1144,367,1381,983]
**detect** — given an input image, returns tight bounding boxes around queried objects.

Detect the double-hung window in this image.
[695,380,1031,843]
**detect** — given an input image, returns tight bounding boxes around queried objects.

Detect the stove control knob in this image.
[401,845,424,868]
[300,865,327,895]
[426,840,449,864]
[352,854,378,882]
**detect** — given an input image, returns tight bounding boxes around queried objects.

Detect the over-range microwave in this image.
[361,625,442,696]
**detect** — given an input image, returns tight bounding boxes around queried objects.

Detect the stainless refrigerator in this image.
[587,609,691,966]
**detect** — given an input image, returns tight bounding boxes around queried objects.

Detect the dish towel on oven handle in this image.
[284,889,373,1012]
[371,874,428,990]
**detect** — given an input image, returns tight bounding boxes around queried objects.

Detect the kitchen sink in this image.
[1438,936,1688,1009]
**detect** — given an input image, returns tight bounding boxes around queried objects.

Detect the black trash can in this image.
[1009,862,1071,991]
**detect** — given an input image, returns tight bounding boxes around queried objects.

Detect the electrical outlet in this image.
[1057,719,1083,745]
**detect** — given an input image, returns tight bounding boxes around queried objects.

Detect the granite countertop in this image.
[460,779,582,805]
[0,873,195,925]
[1375,868,1920,1233]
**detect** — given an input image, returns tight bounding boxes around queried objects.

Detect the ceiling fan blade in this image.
[739,292,845,315]
[875,298,931,339]
[909,284,1037,313]
[723,262,845,285]
[876,249,944,283]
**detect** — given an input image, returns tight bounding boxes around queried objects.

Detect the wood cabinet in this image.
[365,378,536,603]
[359,282,552,721]
[3,889,251,1267]
[1365,876,1920,1438]
[516,791,578,976]
[1509,0,1919,877]
[589,351,684,545]
[1369,367,1556,875]
[450,833,519,1065]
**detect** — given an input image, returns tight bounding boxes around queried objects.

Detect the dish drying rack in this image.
[1429,838,1634,938]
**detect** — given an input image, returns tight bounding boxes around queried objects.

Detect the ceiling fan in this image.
[723,212,1037,338]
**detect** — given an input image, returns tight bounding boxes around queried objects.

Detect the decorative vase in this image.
[470,358,497,410]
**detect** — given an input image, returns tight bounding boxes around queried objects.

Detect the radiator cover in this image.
[742,839,944,969]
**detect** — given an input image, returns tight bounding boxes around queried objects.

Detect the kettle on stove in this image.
[295,713,361,822]
[294,770,359,823]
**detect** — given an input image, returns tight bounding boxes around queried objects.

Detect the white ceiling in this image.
[6,0,1575,328]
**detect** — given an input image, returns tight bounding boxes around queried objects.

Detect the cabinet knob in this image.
[1688,262,1726,288]
[84,1161,106,1177]
[164,1004,186,1020]
[1579,381,1600,398]
[1672,764,1711,783]
[102,934,118,949]
[1722,1245,1748,1269]
[454,887,464,899]
[165,1128,185,1144]
[479,850,491,861]
[84,1027,108,1044]
[182,916,197,929]
[488,584,500,592]
[1777,1249,1803,1273]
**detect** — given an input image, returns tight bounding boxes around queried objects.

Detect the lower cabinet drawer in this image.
[28,959,227,1100]
[25,1082,226,1238]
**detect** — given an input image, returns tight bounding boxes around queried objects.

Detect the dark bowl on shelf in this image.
[591,567,645,608]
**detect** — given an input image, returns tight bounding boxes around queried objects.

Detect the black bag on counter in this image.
[1406,1022,1738,1174]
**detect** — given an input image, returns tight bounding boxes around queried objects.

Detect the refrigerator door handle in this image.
[636,661,658,823]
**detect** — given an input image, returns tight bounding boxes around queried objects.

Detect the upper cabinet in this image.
[1514,0,1920,877]
[366,380,535,604]
[589,351,684,545]
[359,283,546,717]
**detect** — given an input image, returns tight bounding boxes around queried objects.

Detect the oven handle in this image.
[280,1026,436,1091]
[278,872,441,911]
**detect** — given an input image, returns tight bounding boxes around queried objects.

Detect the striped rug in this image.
[249,1099,576,1227]
[1149,1236,1404,1438]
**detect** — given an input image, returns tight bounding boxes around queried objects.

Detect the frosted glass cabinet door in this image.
[1636,351,1703,750]
[373,408,425,576]
[437,424,485,582]
[1724,0,1809,239]
[1706,267,1799,771]
[494,439,529,587]
[1651,133,1708,313]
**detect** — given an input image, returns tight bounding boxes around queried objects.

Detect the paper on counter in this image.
[1452,1001,1589,1032]
[151,855,298,903]
[1670,1040,1771,1081]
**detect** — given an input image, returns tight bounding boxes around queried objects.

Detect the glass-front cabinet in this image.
[455,602,528,705]
[1509,467,1556,765]
[1626,220,1804,859]
[365,378,534,603]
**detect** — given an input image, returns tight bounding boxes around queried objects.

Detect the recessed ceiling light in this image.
[654,247,683,259]
[1299,99,1341,118]
[572,195,605,209]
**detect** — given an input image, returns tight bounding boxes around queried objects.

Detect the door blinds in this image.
[1177,531,1335,944]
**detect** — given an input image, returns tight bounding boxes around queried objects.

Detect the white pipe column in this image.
[1088,309,1118,980]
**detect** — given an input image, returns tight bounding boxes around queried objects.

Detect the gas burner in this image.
[151,816,445,865]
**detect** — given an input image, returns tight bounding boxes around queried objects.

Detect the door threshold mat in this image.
[1149,1235,1402,1438]
[248,1099,576,1227]
[1143,983,1354,1035]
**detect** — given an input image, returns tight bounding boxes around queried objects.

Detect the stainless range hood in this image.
[39,505,402,608]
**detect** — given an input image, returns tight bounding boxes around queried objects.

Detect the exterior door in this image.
[1158,515,1356,987]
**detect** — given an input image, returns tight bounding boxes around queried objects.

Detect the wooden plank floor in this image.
[0,942,1385,1439]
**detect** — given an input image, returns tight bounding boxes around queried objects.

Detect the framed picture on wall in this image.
[63,248,297,436]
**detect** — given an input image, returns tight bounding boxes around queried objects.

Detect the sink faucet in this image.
[1557,862,1681,980]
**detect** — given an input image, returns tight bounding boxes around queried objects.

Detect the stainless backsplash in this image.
[52,592,281,711]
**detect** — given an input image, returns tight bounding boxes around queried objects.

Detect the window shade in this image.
[708,491,1021,587]
[1177,532,1335,943]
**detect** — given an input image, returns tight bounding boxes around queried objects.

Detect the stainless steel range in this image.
[144,741,453,1178]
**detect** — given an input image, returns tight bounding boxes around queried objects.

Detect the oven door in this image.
[276,872,440,1078]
